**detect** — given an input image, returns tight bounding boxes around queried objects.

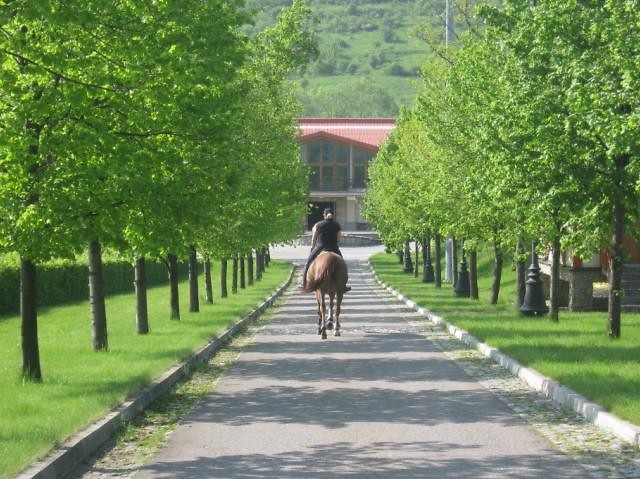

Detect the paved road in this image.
[269,243,386,263]
[135,256,586,479]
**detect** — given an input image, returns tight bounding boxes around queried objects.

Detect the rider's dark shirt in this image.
[314,219,341,250]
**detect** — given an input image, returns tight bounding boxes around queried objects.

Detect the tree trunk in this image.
[516,241,527,308]
[265,247,270,268]
[188,246,199,313]
[232,254,238,294]
[89,240,108,350]
[608,197,625,338]
[134,257,149,334]
[403,240,413,273]
[221,259,228,298]
[550,235,561,322]
[204,258,213,304]
[21,258,42,381]
[414,240,419,278]
[167,253,180,320]
[248,251,254,286]
[422,235,428,270]
[21,119,43,380]
[469,249,479,300]
[434,233,442,288]
[452,236,458,288]
[257,248,265,280]
[240,254,246,289]
[490,242,503,305]
[397,249,404,264]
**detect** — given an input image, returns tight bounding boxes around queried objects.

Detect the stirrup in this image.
[344,286,351,292]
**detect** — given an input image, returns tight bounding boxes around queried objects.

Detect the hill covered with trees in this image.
[245,0,445,117]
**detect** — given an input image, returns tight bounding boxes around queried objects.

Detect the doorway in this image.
[307,201,335,230]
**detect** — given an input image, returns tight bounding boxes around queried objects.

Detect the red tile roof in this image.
[299,118,395,151]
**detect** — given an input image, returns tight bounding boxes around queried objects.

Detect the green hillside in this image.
[245,0,443,117]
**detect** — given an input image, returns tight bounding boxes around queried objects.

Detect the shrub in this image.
[0,255,178,317]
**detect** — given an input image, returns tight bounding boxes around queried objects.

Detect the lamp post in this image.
[519,241,549,316]
[454,239,470,297]
[422,234,435,283]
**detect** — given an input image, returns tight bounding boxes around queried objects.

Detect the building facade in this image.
[299,118,395,231]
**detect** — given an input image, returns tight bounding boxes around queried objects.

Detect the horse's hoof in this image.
[327,321,333,330]
[321,332,327,340]
[334,330,341,337]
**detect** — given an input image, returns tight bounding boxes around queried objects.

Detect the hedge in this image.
[0,254,185,317]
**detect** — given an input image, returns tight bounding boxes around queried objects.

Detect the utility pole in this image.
[445,0,454,48]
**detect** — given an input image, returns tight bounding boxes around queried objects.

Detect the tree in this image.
[479,0,640,332]
[0,0,251,377]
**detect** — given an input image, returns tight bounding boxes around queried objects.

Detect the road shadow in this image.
[137,439,582,478]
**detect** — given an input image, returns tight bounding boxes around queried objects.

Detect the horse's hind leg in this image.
[334,292,343,337]
[316,290,322,335]
[327,293,335,330]
[317,290,327,339]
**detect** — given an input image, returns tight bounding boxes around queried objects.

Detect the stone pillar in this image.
[569,271,594,311]
[445,236,454,283]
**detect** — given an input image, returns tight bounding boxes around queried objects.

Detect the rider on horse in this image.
[302,207,351,292]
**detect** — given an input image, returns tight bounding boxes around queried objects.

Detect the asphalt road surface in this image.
[135,248,586,478]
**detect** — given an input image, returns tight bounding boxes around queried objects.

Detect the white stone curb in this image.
[369,261,640,448]
[16,265,297,479]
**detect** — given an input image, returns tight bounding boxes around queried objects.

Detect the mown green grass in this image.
[0,261,291,479]
[371,252,640,426]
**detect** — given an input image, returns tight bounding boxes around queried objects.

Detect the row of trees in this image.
[0,1,318,380]
[364,0,640,337]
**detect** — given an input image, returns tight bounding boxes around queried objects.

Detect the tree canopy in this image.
[0,0,317,379]
[364,0,640,335]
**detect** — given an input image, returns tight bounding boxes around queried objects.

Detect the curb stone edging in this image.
[16,265,297,479]
[368,261,640,448]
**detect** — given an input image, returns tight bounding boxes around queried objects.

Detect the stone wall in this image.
[538,260,606,311]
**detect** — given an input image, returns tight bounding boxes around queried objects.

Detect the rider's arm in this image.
[337,230,342,243]
[311,224,318,249]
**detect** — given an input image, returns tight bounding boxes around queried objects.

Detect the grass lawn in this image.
[370,252,640,427]
[0,260,291,479]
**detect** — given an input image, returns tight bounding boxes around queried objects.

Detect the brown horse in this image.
[303,252,348,339]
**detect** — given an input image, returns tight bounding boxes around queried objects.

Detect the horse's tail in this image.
[303,254,336,293]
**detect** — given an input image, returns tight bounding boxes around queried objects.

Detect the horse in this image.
[303,251,348,339]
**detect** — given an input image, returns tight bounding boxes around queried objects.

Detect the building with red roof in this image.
[299,118,395,230]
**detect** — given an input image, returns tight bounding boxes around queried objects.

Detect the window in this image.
[354,148,369,165]
[310,167,320,188]
[308,142,321,164]
[322,141,334,164]
[305,140,350,190]
[336,144,349,163]
[353,148,372,188]
[336,166,348,187]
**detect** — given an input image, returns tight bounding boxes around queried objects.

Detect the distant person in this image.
[301,208,350,292]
